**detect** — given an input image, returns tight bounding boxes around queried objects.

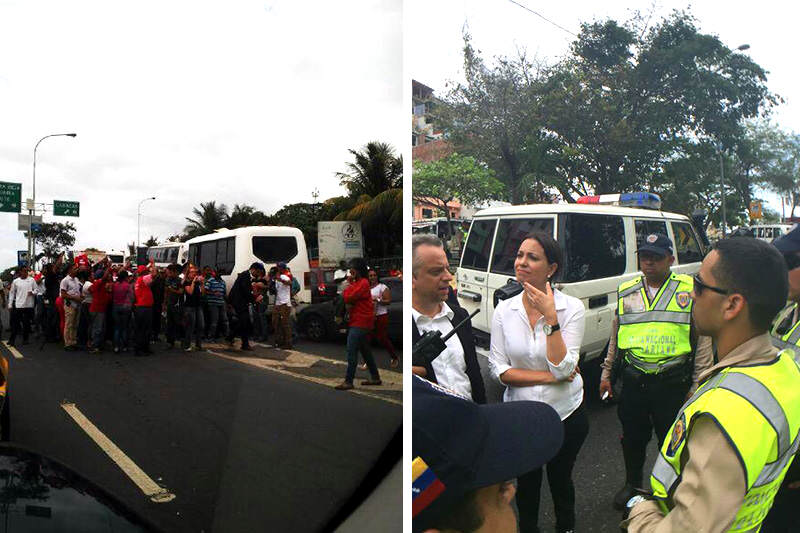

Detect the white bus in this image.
[146,242,188,268]
[185,226,311,304]
[752,224,794,243]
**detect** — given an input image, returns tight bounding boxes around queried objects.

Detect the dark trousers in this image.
[44,302,59,342]
[517,404,589,533]
[227,306,252,348]
[133,307,153,354]
[165,303,182,345]
[77,303,91,347]
[152,301,163,338]
[618,367,690,486]
[9,308,33,344]
[345,326,380,383]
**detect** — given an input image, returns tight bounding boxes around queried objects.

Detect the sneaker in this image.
[613,483,637,511]
[334,381,354,391]
[90,348,101,354]
[358,362,368,371]
[113,347,120,354]
[361,379,382,386]
[390,357,399,368]
[184,346,193,352]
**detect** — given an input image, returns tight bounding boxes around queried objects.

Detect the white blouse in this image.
[488,288,586,420]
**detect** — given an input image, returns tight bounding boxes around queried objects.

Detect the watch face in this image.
[543,323,552,335]
[627,495,646,509]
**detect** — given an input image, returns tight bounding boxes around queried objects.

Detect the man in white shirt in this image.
[60,264,83,350]
[411,234,486,403]
[7,267,36,346]
[272,262,293,349]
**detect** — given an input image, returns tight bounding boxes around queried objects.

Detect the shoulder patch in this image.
[646,234,658,243]
[666,412,687,457]
[675,291,692,309]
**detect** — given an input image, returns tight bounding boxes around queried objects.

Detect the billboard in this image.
[317,221,364,268]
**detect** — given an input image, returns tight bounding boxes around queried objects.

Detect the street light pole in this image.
[137,196,156,249]
[30,133,77,269]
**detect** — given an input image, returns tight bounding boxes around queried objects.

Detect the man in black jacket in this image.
[411,234,486,404]
[225,262,265,351]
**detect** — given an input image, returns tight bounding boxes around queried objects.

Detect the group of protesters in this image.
[1,252,302,356]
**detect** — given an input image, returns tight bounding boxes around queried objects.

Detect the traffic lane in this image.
[476,352,660,531]
[5,342,401,532]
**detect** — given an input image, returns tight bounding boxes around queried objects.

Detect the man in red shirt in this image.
[133,259,156,356]
[88,268,113,353]
[335,258,382,390]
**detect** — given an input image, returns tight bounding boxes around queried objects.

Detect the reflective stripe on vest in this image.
[618,310,692,326]
[770,304,800,356]
[651,351,800,532]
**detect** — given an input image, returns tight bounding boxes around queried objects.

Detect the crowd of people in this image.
[412,231,800,533]
[0,253,305,356]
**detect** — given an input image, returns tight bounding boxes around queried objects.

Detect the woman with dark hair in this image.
[335,258,382,390]
[487,231,588,533]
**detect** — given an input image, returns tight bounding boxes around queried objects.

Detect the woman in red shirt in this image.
[335,258,382,390]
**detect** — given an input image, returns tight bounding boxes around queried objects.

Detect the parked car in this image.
[309,267,338,304]
[297,277,402,344]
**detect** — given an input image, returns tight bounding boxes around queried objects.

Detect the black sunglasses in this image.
[784,253,800,272]
[693,273,729,296]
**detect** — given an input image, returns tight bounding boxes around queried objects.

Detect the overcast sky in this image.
[0,0,402,267]
[408,0,800,218]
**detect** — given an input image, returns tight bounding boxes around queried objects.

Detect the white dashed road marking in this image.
[61,402,176,503]
[2,341,24,359]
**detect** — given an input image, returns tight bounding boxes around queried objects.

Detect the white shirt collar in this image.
[412,301,455,325]
[508,286,568,311]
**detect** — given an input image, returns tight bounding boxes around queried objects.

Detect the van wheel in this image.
[304,315,327,342]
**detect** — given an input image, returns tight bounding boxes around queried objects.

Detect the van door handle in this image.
[458,290,482,302]
[588,295,608,309]
[474,276,485,282]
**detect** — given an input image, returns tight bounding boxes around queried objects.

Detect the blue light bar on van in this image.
[576,192,661,210]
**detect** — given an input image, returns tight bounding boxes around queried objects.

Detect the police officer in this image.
[624,236,800,531]
[599,233,713,509]
[760,226,800,532]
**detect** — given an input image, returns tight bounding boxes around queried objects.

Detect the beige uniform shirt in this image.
[623,333,779,532]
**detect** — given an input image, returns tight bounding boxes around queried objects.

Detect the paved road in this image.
[1,337,402,533]
[478,352,661,532]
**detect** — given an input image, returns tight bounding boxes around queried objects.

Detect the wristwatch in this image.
[626,494,648,510]
[543,321,560,336]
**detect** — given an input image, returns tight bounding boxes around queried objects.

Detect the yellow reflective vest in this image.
[617,273,694,374]
[769,302,800,355]
[650,350,800,532]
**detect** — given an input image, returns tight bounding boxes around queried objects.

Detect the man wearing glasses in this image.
[624,237,800,532]
[600,233,713,510]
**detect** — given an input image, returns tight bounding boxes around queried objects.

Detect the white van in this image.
[146,242,187,268]
[106,249,126,267]
[185,226,311,304]
[456,202,707,364]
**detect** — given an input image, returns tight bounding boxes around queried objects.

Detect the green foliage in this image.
[413,153,504,213]
[0,266,16,283]
[183,201,228,238]
[227,204,270,228]
[334,189,403,257]
[30,222,76,260]
[336,142,403,197]
[144,236,159,247]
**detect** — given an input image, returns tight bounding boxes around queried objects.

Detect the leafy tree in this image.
[144,236,159,247]
[29,222,76,261]
[336,142,403,198]
[183,201,228,238]
[413,153,504,237]
[227,204,270,228]
[270,203,320,250]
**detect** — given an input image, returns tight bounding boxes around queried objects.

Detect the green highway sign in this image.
[54,200,80,217]
[0,182,22,213]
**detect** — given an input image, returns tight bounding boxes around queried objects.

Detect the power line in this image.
[506,0,578,37]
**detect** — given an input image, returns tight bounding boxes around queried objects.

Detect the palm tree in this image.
[184,201,229,238]
[335,189,402,257]
[227,204,269,228]
[144,235,159,247]
[336,142,403,198]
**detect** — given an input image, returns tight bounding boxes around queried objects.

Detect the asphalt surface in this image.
[0,336,402,533]
[478,353,661,533]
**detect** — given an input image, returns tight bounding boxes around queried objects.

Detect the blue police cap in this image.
[637,233,673,257]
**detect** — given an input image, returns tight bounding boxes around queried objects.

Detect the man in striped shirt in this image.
[204,269,228,341]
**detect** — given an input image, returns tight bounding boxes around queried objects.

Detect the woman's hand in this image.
[523,281,557,324]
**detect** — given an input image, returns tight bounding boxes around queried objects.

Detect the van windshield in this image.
[252,236,298,263]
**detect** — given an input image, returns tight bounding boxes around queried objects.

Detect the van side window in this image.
[634,219,668,248]
[461,219,497,271]
[252,236,298,263]
[216,238,235,274]
[490,218,554,275]
[671,222,703,264]
[561,214,626,282]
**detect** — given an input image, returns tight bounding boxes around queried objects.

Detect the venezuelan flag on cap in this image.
[412,457,445,517]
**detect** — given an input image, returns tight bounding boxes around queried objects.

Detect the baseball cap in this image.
[637,233,673,257]
[772,225,800,254]
[412,376,563,521]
